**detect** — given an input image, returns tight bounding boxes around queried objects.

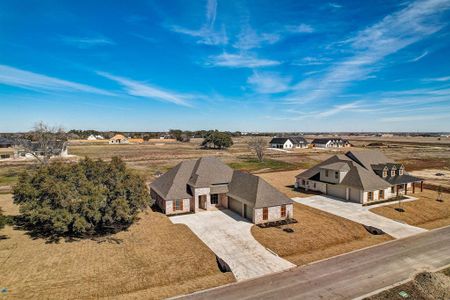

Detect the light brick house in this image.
[150,157,293,224]
[295,150,423,205]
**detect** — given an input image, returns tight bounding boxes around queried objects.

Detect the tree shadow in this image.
[12,215,129,244]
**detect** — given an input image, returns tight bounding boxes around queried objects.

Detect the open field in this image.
[251,203,393,265]
[370,190,450,229]
[0,194,234,299]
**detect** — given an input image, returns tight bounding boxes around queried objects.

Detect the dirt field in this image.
[0,195,234,299]
[369,190,450,229]
[251,203,393,266]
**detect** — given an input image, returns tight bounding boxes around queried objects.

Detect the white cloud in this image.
[247,72,291,94]
[285,23,315,33]
[409,50,429,62]
[0,64,114,95]
[206,53,281,68]
[288,0,450,104]
[316,101,364,117]
[169,0,228,45]
[381,114,450,122]
[60,35,115,48]
[422,75,450,82]
[234,26,280,50]
[328,3,343,9]
[97,72,192,106]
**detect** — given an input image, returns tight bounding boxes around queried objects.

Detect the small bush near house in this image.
[13,157,151,238]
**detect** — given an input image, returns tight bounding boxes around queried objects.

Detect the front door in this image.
[199,195,207,209]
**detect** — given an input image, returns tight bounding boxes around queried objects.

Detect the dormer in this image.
[390,165,397,177]
[382,166,388,178]
[398,165,404,176]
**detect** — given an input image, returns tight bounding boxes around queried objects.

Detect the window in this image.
[379,190,384,200]
[173,199,183,211]
[325,170,329,177]
[391,186,395,193]
[399,168,404,175]
[367,192,373,201]
[335,171,339,179]
[313,183,316,188]
[263,208,268,220]
[382,170,387,177]
[391,170,396,176]
[211,194,219,205]
[281,205,286,218]
[302,180,305,185]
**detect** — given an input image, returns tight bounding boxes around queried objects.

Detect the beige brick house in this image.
[150,157,293,224]
[295,150,423,204]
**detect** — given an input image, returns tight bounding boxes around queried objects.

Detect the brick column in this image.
[421,181,423,192]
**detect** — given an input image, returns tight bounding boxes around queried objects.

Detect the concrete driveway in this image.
[293,195,427,239]
[170,209,295,281]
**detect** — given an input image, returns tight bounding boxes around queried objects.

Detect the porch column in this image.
[396,185,399,196]
[404,183,407,195]
[413,182,415,193]
[421,181,423,192]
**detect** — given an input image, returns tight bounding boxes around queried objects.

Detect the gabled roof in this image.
[345,150,394,170]
[111,134,126,140]
[228,171,293,208]
[270,136,308,145]
[150,159,197,200]
[320,161,351,172]
[289,136,308,144]
[269,137,290,144]
[312,138,348,144]
[187,157,234,187]
[0,137,14,146]
[297,149,422,191]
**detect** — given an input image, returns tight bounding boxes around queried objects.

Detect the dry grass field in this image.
[251,203,393,266]
[370,190,450,229]
[0,195,234,299]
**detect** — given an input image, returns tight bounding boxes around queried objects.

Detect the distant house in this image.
[87,135,97,140]
[150,157,293,224]
[311,138,350,148]
[270,136,308,149]
[295,150,423,204]
[109,134,129,144]
[0,137,15,160]
[16,140,68,159]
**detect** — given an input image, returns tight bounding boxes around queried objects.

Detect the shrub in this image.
[13,157,151,237]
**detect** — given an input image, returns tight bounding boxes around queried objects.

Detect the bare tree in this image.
[18,121,67,165]
[248,137,268,162]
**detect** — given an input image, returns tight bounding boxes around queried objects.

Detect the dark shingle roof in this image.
[297,150,422,191]
[312,138,348,144]
[187,157,234,187]
[269,137,290,144]
[228,171,293,208]
[289,136,307,144]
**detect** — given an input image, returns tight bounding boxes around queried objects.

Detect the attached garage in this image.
[244,203,254,220]
[229,197,242,216]
[327,184,347,199]
[349,188,361,203]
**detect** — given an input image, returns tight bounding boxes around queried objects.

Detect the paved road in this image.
[177,226,450,300]
[293,195,427,238]
[170,209,295,281]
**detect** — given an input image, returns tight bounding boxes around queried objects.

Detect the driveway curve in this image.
[293,195,427,239]
[170,209,295,281]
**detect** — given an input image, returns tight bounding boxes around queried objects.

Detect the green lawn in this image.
[0,166,25,187]
[228,157,296,173]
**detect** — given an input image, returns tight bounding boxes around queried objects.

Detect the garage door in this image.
[327,184,347,199]
[349,188,361,203]
[229,198,242,216]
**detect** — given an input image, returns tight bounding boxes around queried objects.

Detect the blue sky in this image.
[1,0,450,132]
